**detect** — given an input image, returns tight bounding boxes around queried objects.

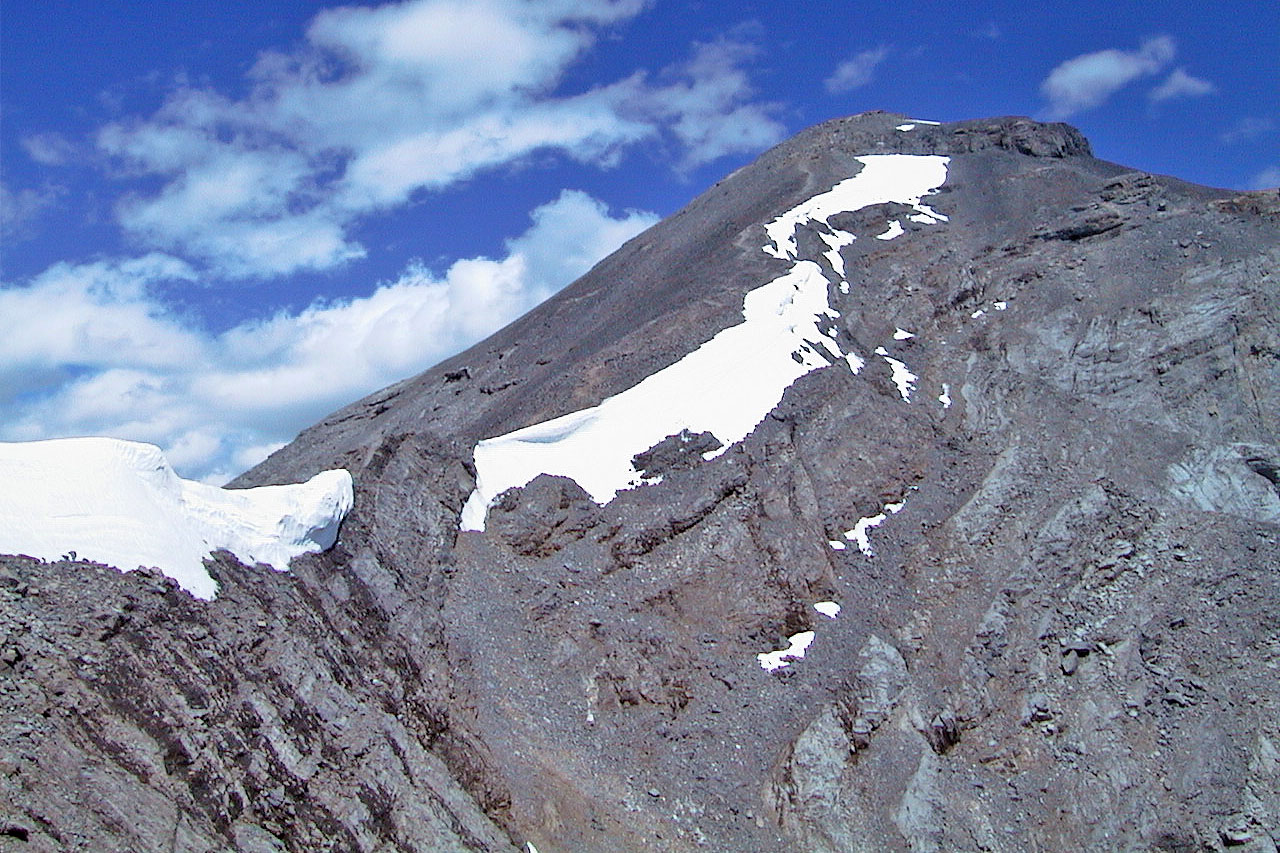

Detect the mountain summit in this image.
[4,112,1279,852]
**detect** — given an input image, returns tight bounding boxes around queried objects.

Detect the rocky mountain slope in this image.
[3,112,1279,852]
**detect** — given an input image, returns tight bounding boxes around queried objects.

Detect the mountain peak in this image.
[765,111,1093,161]
[7,114,1278,852]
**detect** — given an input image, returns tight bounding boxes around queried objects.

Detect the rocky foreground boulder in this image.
[2,112,1279,852]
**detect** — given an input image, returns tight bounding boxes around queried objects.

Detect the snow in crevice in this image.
[819,229,856,277]
[0,437,353,600]
[874,346,918,401]
[460,154,951,532]
[757,630,816,671]
[908,210,948,225]
[845,499,906,557]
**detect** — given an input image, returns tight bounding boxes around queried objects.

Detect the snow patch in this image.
[829,539,847,551]
[845,499,906,556]
[758,631,816,671]
[814,601,841,618]
[939,382,952,410]
[0,438,353,600]
[994,300,1008,310]
[971,308,987,319]
[874,347,918,401]
[819,229,856,276]
[895,123,916,131]
[908,210,947,225]
[893,327,915,340]
[763,155,950,260]
[461,154,951,531]
[460,261,855,531]
[875,220,905,241]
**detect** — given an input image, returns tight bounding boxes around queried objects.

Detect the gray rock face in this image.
[4,112,1279,851]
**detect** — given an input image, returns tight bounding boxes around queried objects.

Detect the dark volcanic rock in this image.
[5,112,1280,852]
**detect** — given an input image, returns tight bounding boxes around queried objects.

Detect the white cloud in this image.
[94,0,768,279]
[824,47,890,94]
[0,181,63,239]
[21,132,78,166]
[1249,166,1280,190]
[634,40,786,169]
[976,22,1001,41]
[0,254,201,401]
[1149,68,1215,102]
[1220,117,1274,144]
[0,192,657,483]
[1041,36,1176,117]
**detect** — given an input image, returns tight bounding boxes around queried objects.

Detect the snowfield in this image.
[461,154,950,531]
[0,437,353,599]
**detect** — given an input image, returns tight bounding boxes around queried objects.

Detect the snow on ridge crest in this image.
[460,154,951,532]
[0,437,353,600]
[763,154,950,261]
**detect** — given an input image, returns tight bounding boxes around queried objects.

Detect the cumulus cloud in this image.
[1149,68,1215,103]
[1041,36,1175,117]
[95,0,771,279]
[824,47,890,94]
[0,254,200,402]
[0,192,657,482]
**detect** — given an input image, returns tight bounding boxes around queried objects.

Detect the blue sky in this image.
[2,0,1277,482]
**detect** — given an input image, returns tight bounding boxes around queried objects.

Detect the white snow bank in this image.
[460,153,952,531]
[763,155,950,261]
[814,601,841,618]
[845,499,906,557]
[876,220,905,241]
[819,229,856,276]
[0,437,353,600]
[757,630,816,671]
[460,260,856,531]
[874,347,918,401]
